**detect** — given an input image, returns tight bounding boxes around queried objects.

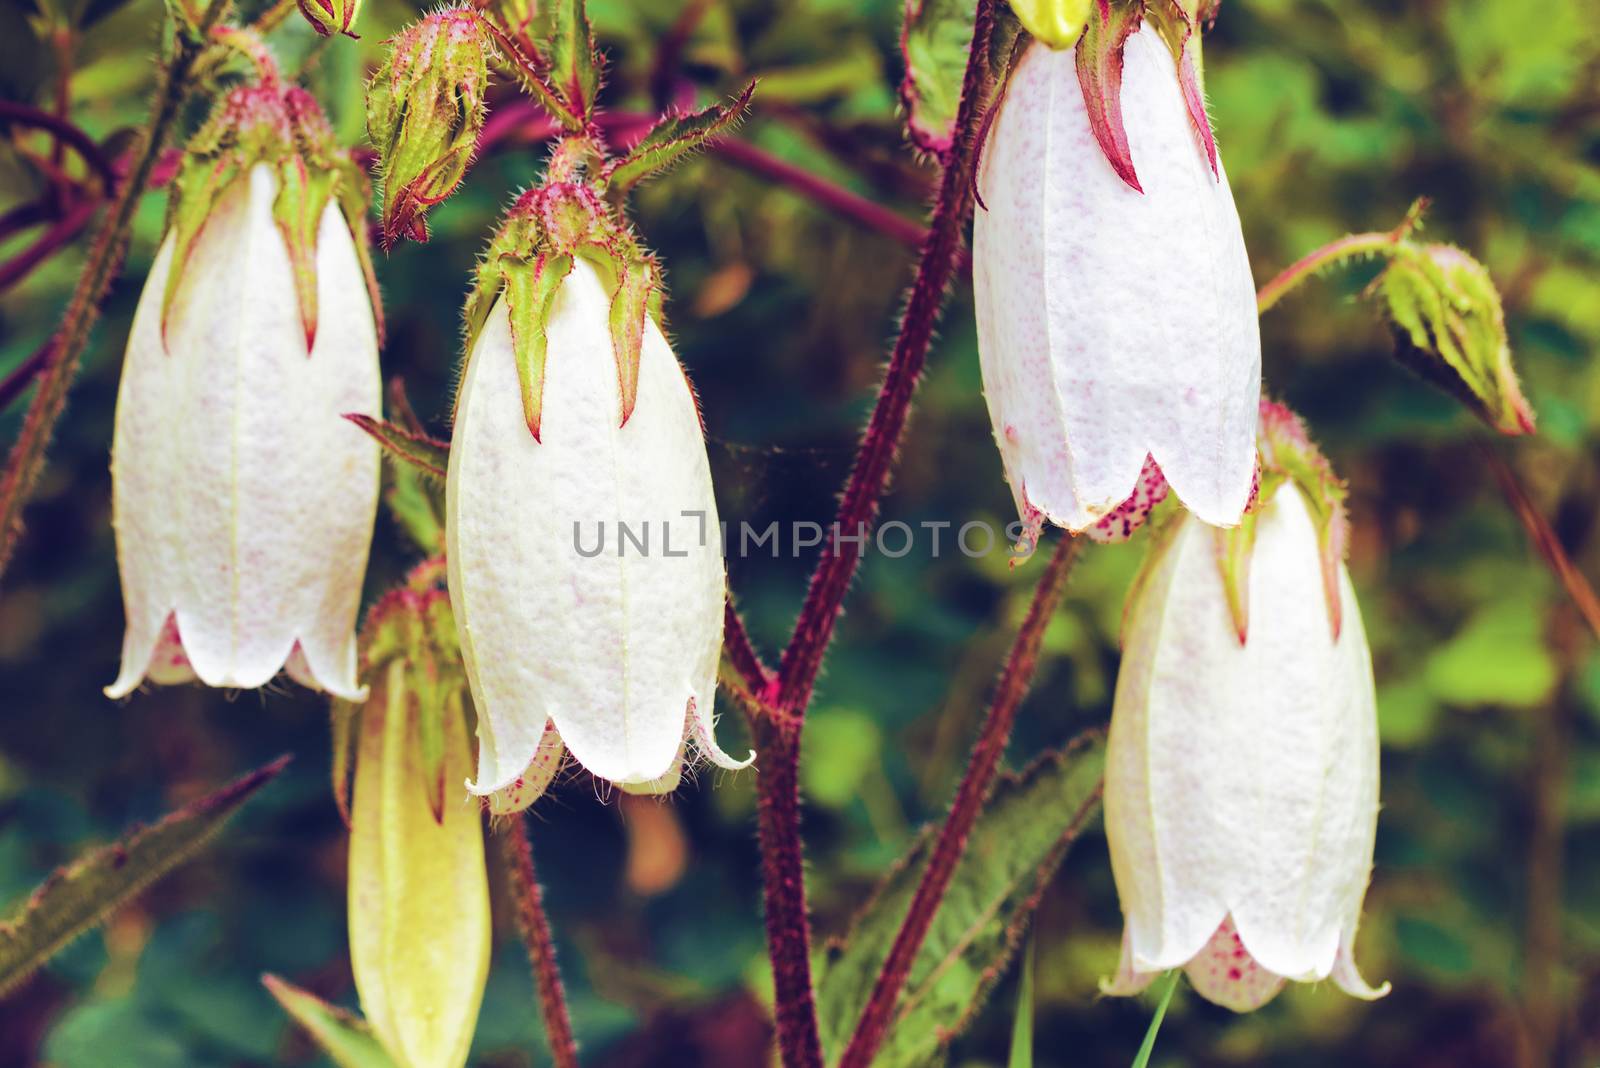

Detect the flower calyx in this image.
[461,167,662,441]
[333,559,467,825]
[1216,399,1348,644]
[165,42,379,351]
[1065,0,1219,192]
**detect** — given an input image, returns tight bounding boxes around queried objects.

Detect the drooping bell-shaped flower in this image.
[1102,401,1388,1012]
[107,70,382,700]
[337,564,490,1068]
[447,180,753,809]
[973,19,1260,541]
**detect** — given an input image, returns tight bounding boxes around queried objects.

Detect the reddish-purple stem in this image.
[708,136,932,254]
[774,0,996,715]
[0,340,53,412]
[0,196,100,294]
[836,535,1081,1068]
[746,5,998,1064]
[724,598,775,694]
[0,100,117,190]
[750,711,819,1068]
[498,818,580,1068]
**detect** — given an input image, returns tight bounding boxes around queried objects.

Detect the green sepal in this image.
[161,155,244,343]
[0,756,289,998]
[273,155,341,351]
[1212,502,1265,645]
[1256,401,1347,640]
[503,252,575,441]
[1074,0,1145,193]
[607,253,656,428]
[1373,242,1535,436]
[331,697,361,828]
[380,380,446,554]
[601,82,755,201]
[263,975,401,1068]
[1143,0,1217,175]
[344,413,449,480]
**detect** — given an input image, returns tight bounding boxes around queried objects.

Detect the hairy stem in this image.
[0,3,226,580]
[749,713,819,1068]
[837,535,1082,1068]
[497,818,580,1068]
[775,0,996,716]
[748,6,998,1064]
[1482,446,1600,643]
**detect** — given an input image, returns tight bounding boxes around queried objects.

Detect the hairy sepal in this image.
[1074,0,1145,192]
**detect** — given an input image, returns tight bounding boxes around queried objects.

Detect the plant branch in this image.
[1482,446,1600,643]
[0,4,226,580]
[497,818,580,1068]
[836,534,1082,1068]
[774,0,996,716]
[0,100,117,190]
[1254,200,1428,314]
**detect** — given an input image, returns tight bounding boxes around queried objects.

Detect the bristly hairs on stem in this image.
[497,817,581,1068]
[750,3,1003,1065]
[836,534,1083,1068]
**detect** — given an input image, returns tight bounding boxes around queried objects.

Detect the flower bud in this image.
[974,27,1259,544]
[1102,414,1387,1012]
[1374,241,1535,436]
[366,9,489,247]
[296,0,360,38]
[107,78,381,700]
[344,581,490,1068]
[447,248,753,806]
[1012,0,1092,49]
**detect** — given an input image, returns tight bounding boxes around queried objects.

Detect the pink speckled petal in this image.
[484,721,566,815]
[1183,917,1287,1013]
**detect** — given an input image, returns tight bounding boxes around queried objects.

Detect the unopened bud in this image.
[1012,0,1093,49]
[297,0,361,38]
[366,8,489,247]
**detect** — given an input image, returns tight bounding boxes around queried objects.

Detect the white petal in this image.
[1105,510,1231,972]
[974,31,1259,531]
[1099,926,1161,998]
[106,162,378,697]
[1330,924,1390,1001]
[449,258,729,792]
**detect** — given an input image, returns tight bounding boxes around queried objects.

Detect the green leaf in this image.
[1130,971,1180,1068]
[602,82,755,200]
[262,975,401,1068]
[1006,936,1035,1068]
[815,733,1106,1067]
[0,756,290,998]
[344,413,450,481]
[899,0,977,154]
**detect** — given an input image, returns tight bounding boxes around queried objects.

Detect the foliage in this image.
[0,0,1597,1065]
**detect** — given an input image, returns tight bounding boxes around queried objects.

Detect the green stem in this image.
[1130,971,1180,1068]
[1255,198,1430,314]
[0,0,227,580]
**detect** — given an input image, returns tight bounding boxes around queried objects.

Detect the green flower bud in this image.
[1012,0,1093,49]
[366,8,489,247]
[296,0,361,38]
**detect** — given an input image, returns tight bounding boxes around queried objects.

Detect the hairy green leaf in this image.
[603,82,755,200]
[343,413,450,481]
[263,975,401,1068]
[1007,936,1035,1068]
[815,733,1106,1067]
[899,0,977,154]
[0,756,289,998]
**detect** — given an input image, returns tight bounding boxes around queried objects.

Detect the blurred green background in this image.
[2,0,1598,1064]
